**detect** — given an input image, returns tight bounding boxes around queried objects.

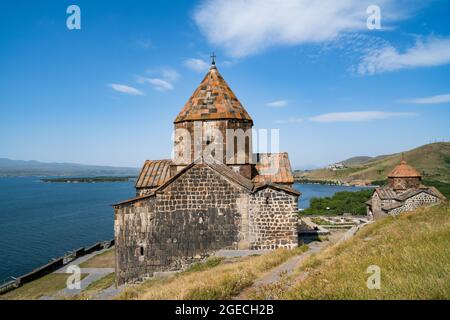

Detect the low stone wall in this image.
[0,239,115,295]
[18,257,64,284]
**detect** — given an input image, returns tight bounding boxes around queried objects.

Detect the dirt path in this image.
[234,231,346,300]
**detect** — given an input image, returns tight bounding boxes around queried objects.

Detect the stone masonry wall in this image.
[404,192,440,210]
[114,197,156,284]
[388,177,421,190]
[248,188,298,249]
[371,193,387,220]
[174,120,253,177]
[387,192,440,216]
[114,165,248,285]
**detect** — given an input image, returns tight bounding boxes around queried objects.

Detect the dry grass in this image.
[0,273,88,300]
[253,205,450,300]
[116,246,307,300]
[85,272,115,292]
[79,249,115,268]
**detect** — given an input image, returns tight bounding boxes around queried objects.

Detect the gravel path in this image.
[38,249,116,300]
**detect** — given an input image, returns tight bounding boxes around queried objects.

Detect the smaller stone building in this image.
[366,160,446,219]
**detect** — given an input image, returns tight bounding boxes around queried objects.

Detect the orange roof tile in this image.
[388,160,421,178]
[252,153,294,184]
[135,159,173,189]
[174,65,252,123]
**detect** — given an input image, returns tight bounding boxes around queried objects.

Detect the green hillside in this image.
[297,142,450,183]
[253,205,450,300]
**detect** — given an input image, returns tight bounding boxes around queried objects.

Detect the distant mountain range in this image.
[0,158,139,177]
[295,142,450,183]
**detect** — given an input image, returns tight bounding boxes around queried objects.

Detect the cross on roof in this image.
[210,52,216,65]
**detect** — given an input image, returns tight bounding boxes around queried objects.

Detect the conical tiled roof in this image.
[388,160,421,178]
[174,65,252,123]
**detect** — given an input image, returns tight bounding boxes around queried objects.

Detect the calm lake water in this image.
[0,178,364,280]
[294,182,366,210]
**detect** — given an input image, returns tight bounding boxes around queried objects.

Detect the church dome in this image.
[388,160,421,178]
[174,65,252,124]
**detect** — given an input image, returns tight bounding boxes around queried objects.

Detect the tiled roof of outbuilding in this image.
[375,187,398,200]
[135,159,173,189]
[375,185,446,202]
[388,160,421,178]
[174,65,252,123]
[382,202,403,212]
[253,153,294,184]
[207,161,255,191]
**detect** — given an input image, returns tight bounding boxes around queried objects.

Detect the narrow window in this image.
[140,246,144,256]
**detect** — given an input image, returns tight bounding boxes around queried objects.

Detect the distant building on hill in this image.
[326,163,346,171]
[366,160,446,219]
[112,60,300,285]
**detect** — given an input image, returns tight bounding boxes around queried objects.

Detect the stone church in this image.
[366,160,446,219]
[113,61,300,285]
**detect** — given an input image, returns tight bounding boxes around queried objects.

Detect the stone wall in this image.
[248,188,298,249]
[173,120,253,178]
[370,193,386,220]
[115,164,300,285]
[136,187,157,197]
[388,177,421,190]
[114,197,156,284]
[386,192,440,215]
[114,165,248,285]
[404,192,440,210]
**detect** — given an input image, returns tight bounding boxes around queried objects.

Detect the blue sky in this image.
[0,0,449,169]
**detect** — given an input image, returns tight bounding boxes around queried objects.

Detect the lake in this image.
[294,182,366,210]
[0,178,365,281]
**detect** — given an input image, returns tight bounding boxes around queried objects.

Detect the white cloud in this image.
[266,100,288,108]
[160,68,180,82]
[399,93,450,105]
[358,37,450,75]
[138,67,179,92]
[309,111,417,122]
[184,58,210,72]
[135,39,152,49]
[108,84,144,96]
[193,0,406,57]
[138,78,174,92]
[276,117,303,124]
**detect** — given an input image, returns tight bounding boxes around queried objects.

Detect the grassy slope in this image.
[254,205,450,300]
[299,142,450,183]
[0,273,88,300]
[116,246,308,300]
[79,248,115,268]
[1,249,114,300]
[73,273,116,300]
